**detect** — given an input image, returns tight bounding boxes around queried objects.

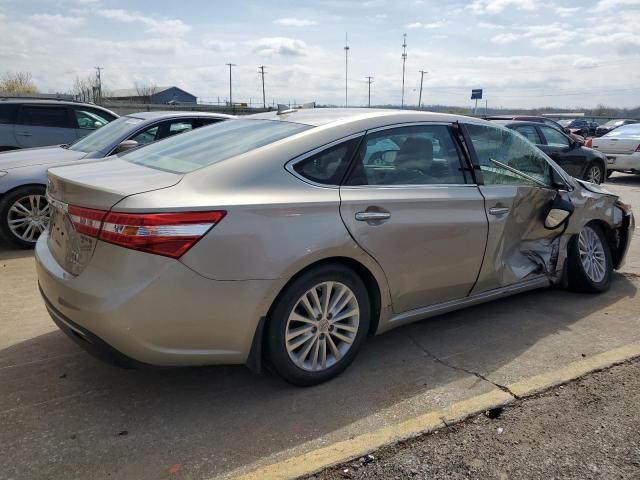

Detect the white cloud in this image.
[594,0,640,11]
[490,23,575,49]
[555,6,580,17]
[97,9,191,35]
[469,0,539,14]
[367,13,387,23]
[572,58,600,69]
[251,37,309,56]
[273,17,317,27]
[405,20,445,29]
[29,14,84,32]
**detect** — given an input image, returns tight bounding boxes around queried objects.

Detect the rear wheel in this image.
[584,163,604,184]
[0,185,49,248]
[266,264,370,385]
[567,223,612,293]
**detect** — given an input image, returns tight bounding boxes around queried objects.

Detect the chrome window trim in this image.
[285,132,366,189]
[341,184,478,190]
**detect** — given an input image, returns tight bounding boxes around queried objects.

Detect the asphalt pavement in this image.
[1,173,639,480]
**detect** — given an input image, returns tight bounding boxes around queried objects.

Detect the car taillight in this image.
[68,207,226,258]
[585,138,592,148]
[68,206,107,237]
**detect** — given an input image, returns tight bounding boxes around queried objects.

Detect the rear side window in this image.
[0,104,18,124]
[18,106,70,127]
[513,125,541,144]
[292,137,361,185]
[125,119,311,173]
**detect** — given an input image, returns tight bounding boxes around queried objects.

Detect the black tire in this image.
[566,223,612,293]
[0,185,48,248]
[266,264,371,386]
[583,162,604,184]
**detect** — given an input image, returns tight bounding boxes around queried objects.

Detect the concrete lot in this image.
[1,174,639,480]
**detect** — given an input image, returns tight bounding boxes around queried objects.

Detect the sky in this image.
[1,0,639,109]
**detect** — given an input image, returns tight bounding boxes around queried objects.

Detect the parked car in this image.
[595,119,638,137]
[591,123,640,177]
[0,98,118,151]
[487,115,585,142]
[0,111,233,247]
[496,120,608,184]
[35,108,634,385]
[557,119,597,138]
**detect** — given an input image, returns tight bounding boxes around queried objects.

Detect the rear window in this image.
[0,104,18,124]
[124,119,312,173]
[604,124,640,138]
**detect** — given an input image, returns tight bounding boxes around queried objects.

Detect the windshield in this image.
[68,116,144,153]
[603,124,640,138]
[125,119,312,173]
[557,119,572,127]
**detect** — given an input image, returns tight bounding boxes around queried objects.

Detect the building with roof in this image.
[106,86,197,104]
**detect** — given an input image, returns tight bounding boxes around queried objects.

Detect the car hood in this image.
[0,146,88,171]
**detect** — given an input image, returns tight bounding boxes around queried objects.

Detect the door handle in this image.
[355,211,391,221]
[488,207,510,216]
[16,131,32,136]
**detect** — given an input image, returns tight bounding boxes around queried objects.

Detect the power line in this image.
[418,70,427,109]
[344,33,350,107]
[258,65,266,109]
[365,76,374,107]
[401,33,407,108]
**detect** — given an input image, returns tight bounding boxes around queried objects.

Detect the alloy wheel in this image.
[285,281,360,372]
[578,226,606,283]
[7,194,49,243]
[586,165,602,184]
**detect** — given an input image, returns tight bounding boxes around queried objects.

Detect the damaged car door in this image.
[464,123,564,293]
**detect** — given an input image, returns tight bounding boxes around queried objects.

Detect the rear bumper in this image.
[603,152,640,171]
[36,232,282,367]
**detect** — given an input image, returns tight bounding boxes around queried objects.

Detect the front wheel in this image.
[567,223,612,293]
[584,163,604,184]
[0,185,49,248]
[266,265,370,386]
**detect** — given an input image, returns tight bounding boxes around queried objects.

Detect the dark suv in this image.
[0,98,118,151]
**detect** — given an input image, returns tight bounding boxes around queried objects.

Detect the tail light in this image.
[585,138,592,148]
[68,207,226,258]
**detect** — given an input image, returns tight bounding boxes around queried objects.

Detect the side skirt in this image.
[377,275,551,334]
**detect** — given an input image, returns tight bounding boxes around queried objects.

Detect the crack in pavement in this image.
[408,335,520,399]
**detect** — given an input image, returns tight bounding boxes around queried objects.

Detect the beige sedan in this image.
[36,109,634,385]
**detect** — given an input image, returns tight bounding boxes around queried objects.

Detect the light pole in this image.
[344,34,350,107]
[418,70,427,109]
[365,76,374,107]
[226,63,236,107]
[401,33,407,108]
[258,65,266,109]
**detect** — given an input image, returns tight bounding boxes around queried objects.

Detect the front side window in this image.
[292,137,361,185]
[125,119,312,173]
[345,125,466,186]
[166,120,196,137]
[18,106,70,128]
[466,123,551,187]
[130,125,160,145]
[540,126,570,148]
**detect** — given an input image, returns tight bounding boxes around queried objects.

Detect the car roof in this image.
[123,111,235,120]
[0,98,105,108]
[246,108,489,128]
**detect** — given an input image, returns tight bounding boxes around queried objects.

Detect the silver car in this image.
[35,109,635,385]
[0,111,233,248]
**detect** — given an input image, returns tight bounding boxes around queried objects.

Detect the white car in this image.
[592,123,640,176]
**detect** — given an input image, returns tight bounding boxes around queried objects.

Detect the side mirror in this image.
[544,196,574,229]
[115,140,139,153]
[94,121,103,129]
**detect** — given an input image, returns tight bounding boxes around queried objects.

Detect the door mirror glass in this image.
[545,208,571,229]
[115,140,139,153]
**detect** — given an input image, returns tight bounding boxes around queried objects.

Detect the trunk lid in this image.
[592,137,640,155]
[46,158,183,275]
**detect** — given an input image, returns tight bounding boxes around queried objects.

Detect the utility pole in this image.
[401,33,407,108]
[226,63,236,108]
[258,65,267,109]
[365,76,374,107]
[95,66,103,103]
[344,33,350,107]
[418,70,427,109]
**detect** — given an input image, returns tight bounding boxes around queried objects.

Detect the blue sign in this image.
[471,89,483,100]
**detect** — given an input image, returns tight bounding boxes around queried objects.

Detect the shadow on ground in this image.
[0,273,636,479]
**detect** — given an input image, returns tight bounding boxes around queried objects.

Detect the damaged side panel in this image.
[472,184,560,294]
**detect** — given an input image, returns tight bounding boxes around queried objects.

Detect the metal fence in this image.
[102,101,270,116]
